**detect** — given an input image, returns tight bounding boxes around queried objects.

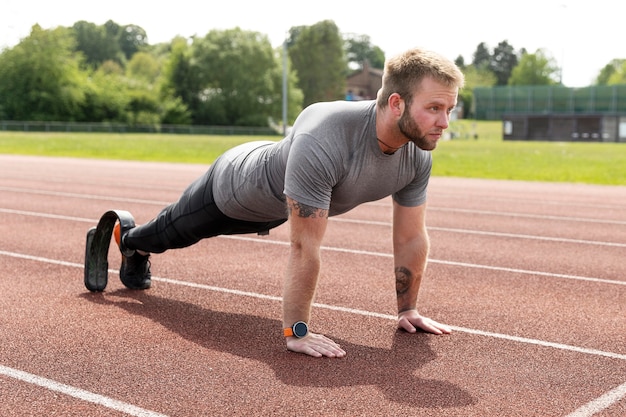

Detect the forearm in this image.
[394,235,429,313]
[282,245,320,327]
[282,197,328,328]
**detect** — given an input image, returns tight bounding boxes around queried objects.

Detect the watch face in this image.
[293,321,308,338]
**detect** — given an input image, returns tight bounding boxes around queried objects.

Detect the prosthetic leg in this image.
[84,210,135,292]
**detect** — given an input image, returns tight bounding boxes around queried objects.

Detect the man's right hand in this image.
[286,332,346,358]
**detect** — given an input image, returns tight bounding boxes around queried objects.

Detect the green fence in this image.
[0,120,279,136]
[473,85,626,120]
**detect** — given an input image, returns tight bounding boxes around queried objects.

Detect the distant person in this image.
[112,47,465,358]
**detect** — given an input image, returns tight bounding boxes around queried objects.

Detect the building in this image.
[474,85,626,142]
[503,114,626,142]
[345,62,383,101]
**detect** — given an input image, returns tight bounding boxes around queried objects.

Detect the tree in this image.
[472,42,491,69]
[490,40,519,85]
[119,24,148,60]
[71,20,123,68]
[460,65,497,118]
[508,49,559,86]
[0,25,87,121]
[606,60,626,85]
[454,55,466,69]
[79,63,130,122]
[160,37,196,125]
[596,59,625,85]
[288,20,347,106]
[187,28,300,126]
[344,33,385,70]
[127,51,160,83]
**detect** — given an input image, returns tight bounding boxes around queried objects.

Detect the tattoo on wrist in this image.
[395,266,412,296]
[288,201,328,219]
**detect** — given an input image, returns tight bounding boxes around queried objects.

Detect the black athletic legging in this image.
[125,164,287,254]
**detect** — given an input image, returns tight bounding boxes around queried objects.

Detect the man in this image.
[114,47,465,358]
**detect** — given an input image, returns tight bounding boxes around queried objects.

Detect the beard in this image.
[398,111,439,151]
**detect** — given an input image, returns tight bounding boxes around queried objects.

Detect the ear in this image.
[388,93,405,117]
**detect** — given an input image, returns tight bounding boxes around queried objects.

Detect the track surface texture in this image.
[1,154,625,417]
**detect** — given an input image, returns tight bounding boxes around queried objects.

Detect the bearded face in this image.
[397,105,438,151]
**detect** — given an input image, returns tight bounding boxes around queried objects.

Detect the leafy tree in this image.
[0,25,87,121]
[606,60,626,85]
[508,49,559,86]
[470,41,520,85]
[454,55,466,69]
[160,37,196,124]
[161,37,202,117]
[595,59,625,85]
[127,51,160,83]
[472,42,491,69]
[289,20,347,106]
[79,63,129,122]
[490,40,519,85]
[460,65,497,118]
[344,33,384,70]
[189,28,299,126]
[71,20,123,68]
[119,24,148,60]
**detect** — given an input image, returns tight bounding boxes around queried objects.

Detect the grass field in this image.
[1,120,624,186]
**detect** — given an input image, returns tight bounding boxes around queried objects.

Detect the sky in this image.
[1,0,624,87]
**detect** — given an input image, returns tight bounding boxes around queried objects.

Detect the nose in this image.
[437,112,450,129]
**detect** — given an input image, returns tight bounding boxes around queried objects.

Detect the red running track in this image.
[1,154,625,416]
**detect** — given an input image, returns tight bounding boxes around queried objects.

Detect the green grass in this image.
[1,124,624,185]
[435,120,626,185]
[0,132,264,165]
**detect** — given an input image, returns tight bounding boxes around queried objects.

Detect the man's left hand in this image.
[397,309,452,335]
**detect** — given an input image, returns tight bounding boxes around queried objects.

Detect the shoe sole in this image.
[84,226,109,292]
[84,210,136,292]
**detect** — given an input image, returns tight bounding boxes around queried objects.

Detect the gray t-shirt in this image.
[212,100,432,222]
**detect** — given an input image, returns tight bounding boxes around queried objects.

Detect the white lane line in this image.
[0,205,624,286]
[1,249,625,362]
[2,250,625,417]
[332,218,626,248]
[2,207,625,252]
[154,276,626,360]
[429,207,626,226]
[0,209,623,286]
[0,365,168,417]
[426,192,626,211]
[2,186,626,225]
[565,380,626,417]
[0,208,95,223]
[0,187,170,206]
[428,226,626,248]
[219,235,626,287]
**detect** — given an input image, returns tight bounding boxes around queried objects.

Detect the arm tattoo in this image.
[395,266,412,296]
[288,200,328,219]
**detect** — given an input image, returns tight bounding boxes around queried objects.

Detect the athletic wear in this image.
[114,223,152,289]
[125,100,432,254]
[119,252,152,290]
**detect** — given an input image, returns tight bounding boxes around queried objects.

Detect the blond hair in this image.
[377,47,465,108]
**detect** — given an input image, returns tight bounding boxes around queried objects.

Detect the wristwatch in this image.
[283,321,308,338]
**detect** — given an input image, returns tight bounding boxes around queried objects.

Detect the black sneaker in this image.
[120,252,152,290]
[114,223,152,290]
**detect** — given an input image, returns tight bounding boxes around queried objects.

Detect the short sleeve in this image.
[392,151,432,207]
[283,133,342,209]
